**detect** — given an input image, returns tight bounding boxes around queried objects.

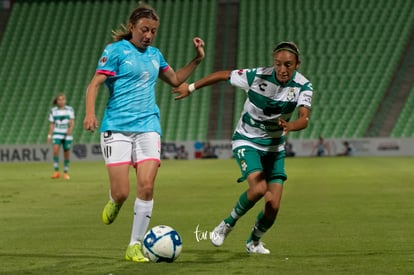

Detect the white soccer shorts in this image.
[100,131,161,167]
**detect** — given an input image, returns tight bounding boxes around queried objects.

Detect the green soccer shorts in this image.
[53,137,72,151]
[233,146,287,184]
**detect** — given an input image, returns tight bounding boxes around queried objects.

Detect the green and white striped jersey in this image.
[49,106,75,140]
[230,67,313,152]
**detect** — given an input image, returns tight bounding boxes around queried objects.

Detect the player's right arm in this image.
[84,73,107,132]
[172,70,232,100]
[46,122,54,144]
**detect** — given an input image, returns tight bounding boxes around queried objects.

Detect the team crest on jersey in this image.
[237,69,245,75]
[287,88,295,101]
[99,56,108,66]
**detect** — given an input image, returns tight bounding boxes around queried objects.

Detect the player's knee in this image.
[248,181,267,199]
[112,189,129,203]
[247,173,267,197]
[138,179,154,199]
[266,197,280,213]
[141,185,154,197]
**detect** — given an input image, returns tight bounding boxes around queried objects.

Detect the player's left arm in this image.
[278,106,310,133]
[159,37,205,87]
[67,119,74,136]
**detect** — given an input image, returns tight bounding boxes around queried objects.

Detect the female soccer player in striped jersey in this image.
[83,3,204,262]
[173,42,313,254]
[47,93,75,180]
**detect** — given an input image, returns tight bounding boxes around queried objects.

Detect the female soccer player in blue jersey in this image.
[173,42,313,254]
[47,93,75,180]
[83,4,204,262]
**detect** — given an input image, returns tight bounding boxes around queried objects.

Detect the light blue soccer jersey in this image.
[96,39,170,134]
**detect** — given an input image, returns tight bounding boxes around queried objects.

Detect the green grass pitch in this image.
[0,157,413,274]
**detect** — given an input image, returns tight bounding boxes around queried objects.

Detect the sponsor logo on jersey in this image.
[259,83,268,92]
[303,94,312,104]
[134,71,151,88]
[151,59,159,70]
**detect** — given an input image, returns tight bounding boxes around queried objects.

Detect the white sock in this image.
[129,198,154,245]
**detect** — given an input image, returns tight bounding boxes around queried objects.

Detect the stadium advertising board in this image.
[294,138,414,157]
[0,138,413,162]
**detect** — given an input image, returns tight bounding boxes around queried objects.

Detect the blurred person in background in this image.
[47,93,74,180]
[311,136,330,156]
[284,138,295,157]
[174,145,189,160]
[337,141,354,156]
[201,142,218,159]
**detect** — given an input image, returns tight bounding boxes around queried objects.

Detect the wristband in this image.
[188,83,196,93]
[47,135,52,139]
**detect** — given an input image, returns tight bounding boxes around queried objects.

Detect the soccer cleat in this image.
[63,173,70,180]
[246,241,270,254]
[125,243,150,263]
[102,200,122,225]
[210,221,233,247]
[51,172,60,179]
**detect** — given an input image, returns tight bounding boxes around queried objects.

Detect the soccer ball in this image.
[142,225,182,263]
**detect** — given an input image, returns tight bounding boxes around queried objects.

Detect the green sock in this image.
[247,210,275,243]
[53,156,59,171]
[224,191,255,227]
[64,159,70,173]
